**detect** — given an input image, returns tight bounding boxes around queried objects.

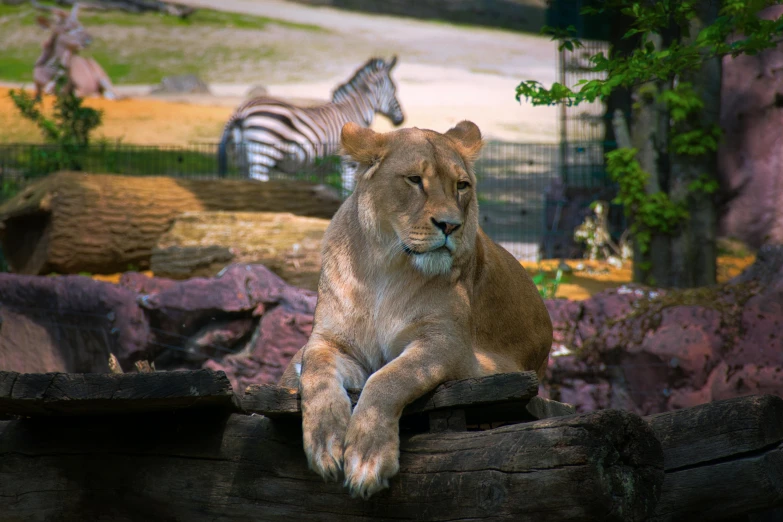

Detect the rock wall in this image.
[718,5,783,247]
[543,245,783,414]
[1,248,781,411]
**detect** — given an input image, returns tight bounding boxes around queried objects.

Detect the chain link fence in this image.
[0,140,619,262]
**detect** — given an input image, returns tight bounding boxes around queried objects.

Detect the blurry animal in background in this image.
[218,57,404,186]
[32,1,116,100]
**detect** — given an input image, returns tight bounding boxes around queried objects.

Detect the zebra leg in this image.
[249,165,271,182]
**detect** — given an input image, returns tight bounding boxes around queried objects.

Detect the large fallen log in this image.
[151,211,330,290]
[0,172,341,275]
[647,394,783,521]
[0,407,663,521]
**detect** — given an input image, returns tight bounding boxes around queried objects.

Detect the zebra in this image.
[217,56,405,189]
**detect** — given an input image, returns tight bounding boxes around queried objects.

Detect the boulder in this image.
[0,274,149,373]
[245,84,268,99]
[543,245,783,414]
[0,264,315,389]
[151,74,210,95]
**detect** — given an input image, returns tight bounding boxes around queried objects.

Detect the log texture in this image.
[0,408,664,521]
[243,371,540,417]
[0,172,341,275]
[151,211,330,290]
[647,394,783,521]
[0,369,238,416]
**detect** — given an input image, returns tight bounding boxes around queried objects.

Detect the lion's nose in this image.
[431,217,461,236]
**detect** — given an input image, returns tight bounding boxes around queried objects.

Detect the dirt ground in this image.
[1,0,559,145]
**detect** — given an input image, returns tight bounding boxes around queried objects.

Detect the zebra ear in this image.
[341,123,387,177]
[445,120,483,164]
[387,56,398,70]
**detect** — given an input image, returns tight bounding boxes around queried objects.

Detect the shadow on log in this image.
[0,408,663,521]
[6,372,781,520]
[0,172,342,275]
[647,395,783,522]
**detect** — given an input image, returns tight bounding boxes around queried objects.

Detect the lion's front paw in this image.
[343,414,400,499]
[302,395,351,482]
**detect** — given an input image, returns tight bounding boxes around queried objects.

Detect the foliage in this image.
[9,75,103,171]
[517,1,783,108]
[532,266,565,299]
[517,0,783,266]
[605,147,688,256]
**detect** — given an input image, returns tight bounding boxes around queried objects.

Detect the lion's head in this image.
[340,121,484,277]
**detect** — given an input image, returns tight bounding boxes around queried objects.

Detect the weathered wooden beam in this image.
[242,371,541,417]
[646,394,783,521]
[0,407,664,521]
[0,369,238,416]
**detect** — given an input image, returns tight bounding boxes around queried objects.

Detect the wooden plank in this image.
[242,371,540,418]
[0,408,664,521]
[0,369,239,416]
[525,396,577,420]
[646,394,783,521]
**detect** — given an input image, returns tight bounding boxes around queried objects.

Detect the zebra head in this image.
[332,56,405,127]
[375,56,405,126]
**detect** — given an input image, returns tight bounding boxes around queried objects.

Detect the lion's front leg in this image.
[300,338,366,482]
[343,340,471,499]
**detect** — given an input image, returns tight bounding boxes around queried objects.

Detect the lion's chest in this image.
[341,276,429,372]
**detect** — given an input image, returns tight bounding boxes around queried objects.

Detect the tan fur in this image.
[280,120,553,499]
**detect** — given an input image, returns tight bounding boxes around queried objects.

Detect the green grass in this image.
[0,2,324,84]
[0,54,39,83]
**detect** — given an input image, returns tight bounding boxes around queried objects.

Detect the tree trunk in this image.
[623,3,720,288]
[0,172,341,275]
[666,0,720,288]
[151,211,330,291]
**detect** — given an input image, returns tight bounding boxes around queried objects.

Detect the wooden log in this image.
[0,369,238,416]
[0,408,664,521]
[243,371,540,417]
[0,172,341,275]
[647,394,783,521]
[243,372,578,433]
[151,211,330,290]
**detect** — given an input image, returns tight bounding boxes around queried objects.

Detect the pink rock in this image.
[0,274,150,372]
[718,6,783,247]
[543,247,783,414]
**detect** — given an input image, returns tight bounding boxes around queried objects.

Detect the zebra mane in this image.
[331,57,389,102]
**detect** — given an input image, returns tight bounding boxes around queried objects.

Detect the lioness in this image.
[280,120,553,499]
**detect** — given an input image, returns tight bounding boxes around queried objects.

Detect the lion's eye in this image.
[457,181,471,190]
[407,176,423,186]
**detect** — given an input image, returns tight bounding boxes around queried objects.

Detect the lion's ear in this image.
[341,122,387,178]
[445,120,483,164]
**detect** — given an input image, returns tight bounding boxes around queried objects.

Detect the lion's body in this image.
[280,121,553,499]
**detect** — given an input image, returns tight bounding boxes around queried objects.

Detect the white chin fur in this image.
[411,250,453,276]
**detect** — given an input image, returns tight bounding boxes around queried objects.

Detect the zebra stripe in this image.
[217,57,404,187]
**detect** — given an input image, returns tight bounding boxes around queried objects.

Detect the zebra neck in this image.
[334,96,375,127]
